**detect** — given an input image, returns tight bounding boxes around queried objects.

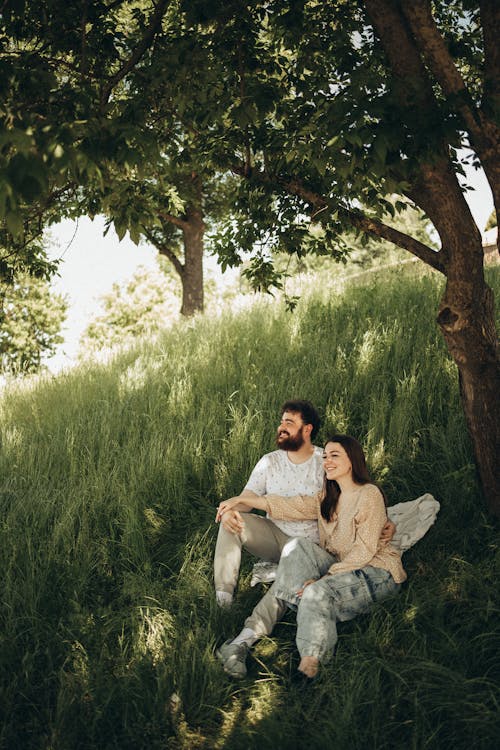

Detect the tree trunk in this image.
[363,0,500,516]
[180,205,205,316]
[438,276,500,516]
[412,161,500,517]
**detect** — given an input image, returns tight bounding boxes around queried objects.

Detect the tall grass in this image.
[0,264,498,749]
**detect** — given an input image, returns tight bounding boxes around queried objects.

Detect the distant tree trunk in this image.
[179,204,204,316]
[153,184,206,317]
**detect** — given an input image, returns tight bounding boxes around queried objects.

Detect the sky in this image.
[46,163,494,373]
[47,217,159,370]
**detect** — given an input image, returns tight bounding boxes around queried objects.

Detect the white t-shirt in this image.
[244,447,324,543]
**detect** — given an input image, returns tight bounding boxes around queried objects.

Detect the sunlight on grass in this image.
[143,506,167,537]
[356,328,384,373]
[168,690,208,749]
[403,605,419,623]
[117,354,161,394]
[323,403,350,433]
[215,697,244,749]
[137,606,175,664]
[246,679,284,726]
[366,435,390,477]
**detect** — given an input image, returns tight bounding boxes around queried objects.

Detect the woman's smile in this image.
[323,442,352,481]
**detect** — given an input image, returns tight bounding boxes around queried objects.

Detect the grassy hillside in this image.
[0,265,499,750]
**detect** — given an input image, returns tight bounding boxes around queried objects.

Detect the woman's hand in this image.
[380,519,396,542]
[215,497,243,523]
[297,578,318,598]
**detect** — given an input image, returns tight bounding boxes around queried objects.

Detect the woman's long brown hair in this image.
[320,435,386,521]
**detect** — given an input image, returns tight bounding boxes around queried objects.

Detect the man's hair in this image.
[280,399,321,440]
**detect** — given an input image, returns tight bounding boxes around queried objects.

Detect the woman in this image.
[215,435,406,681]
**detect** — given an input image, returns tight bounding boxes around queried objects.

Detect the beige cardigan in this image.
[264,483,407,584]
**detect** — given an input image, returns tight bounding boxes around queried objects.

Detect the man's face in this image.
[276,411,307,451]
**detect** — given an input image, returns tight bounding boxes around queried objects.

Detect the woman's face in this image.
[323,442,352,482]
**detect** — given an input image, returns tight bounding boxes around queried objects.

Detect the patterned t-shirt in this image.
[244,447,323,543]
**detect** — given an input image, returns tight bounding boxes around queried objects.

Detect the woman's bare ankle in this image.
[298,656,319,678]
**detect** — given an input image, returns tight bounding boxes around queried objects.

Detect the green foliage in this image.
[0,271,66,374]
[0,227,59,283]
[2,0,495,294]
[0,0,166,235]
[265,199,438,283]
[343,200,439,269]
[79,260,182,355]
[0,265,499,749]
[485,210,497,231]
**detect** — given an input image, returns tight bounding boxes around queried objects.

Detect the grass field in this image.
[0,264,499,749]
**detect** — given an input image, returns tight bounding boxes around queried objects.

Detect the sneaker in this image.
[216,639,248,679]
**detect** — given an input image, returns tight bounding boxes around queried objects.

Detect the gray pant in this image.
[214,513,290,595]
[246,537,401,663]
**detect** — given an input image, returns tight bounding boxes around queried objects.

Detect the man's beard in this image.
[276,427,305,451]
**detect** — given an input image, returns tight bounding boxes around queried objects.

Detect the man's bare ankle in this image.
[215,591,233,608]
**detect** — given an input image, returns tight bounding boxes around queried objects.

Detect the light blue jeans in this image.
[249,537,401,663]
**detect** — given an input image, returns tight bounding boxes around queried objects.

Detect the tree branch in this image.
[281,177,446,274]
[80,0,88,79]
[400,1,481,134]
[157,211,188,230]
[99,0,170,108]
[233,166,445,273]
[399,1,499,216]
[105,0,130,12]
[480,1,500,102]
[238,43,252,177]
[142,227,184,277]
[364,0,435,109]
[362,0,492,261]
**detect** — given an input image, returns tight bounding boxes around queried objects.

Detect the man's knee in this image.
[216,522,243,548]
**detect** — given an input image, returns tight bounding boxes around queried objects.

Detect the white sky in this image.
[46,163,494,373]
[47,217,159,370]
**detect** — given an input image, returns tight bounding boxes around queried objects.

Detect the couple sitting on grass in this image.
[214,400,438,683]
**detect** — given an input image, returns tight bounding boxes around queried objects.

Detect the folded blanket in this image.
[250,493,440,586]
[387,493,440,552]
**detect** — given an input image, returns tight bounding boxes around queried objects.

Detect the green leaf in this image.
[6,211,24,237]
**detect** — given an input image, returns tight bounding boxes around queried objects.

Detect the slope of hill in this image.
[0,265,498,749]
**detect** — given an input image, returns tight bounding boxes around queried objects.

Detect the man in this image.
[214,399,395,608]
[214,399,326,607]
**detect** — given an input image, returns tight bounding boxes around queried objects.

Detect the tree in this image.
[0,272,66,374]
[98,156,240,318]
[0,1,239,317]
[166,0,499,515]
[0,227,66,373]
[79,255,234,354]
[89,12,245,319]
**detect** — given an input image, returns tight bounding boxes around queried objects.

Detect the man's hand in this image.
[380,519,396,543]
[219,508,244,534]
[215,497,242,523]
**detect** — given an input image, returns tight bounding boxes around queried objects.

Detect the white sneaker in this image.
[216,640,248,679]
